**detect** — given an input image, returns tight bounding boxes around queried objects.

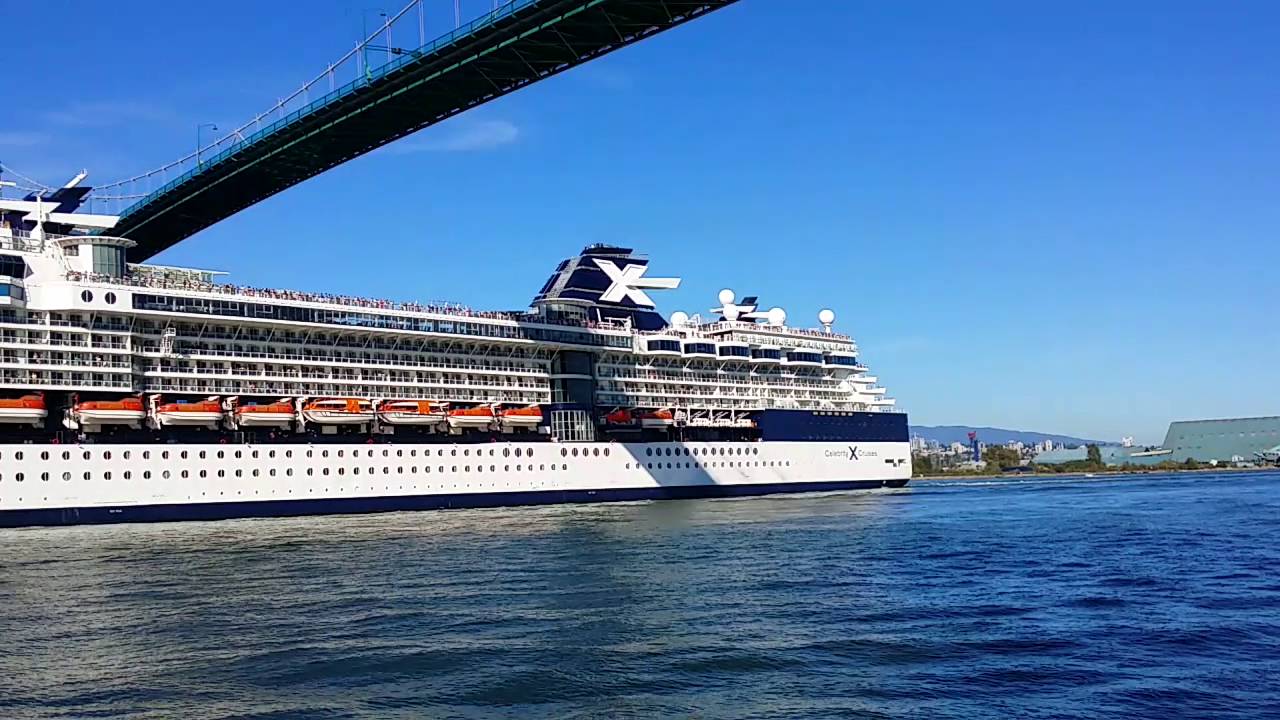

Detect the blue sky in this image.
[2,0,1277,443]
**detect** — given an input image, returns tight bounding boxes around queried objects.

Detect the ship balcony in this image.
[869,397,896,406]
[863,386,888,395]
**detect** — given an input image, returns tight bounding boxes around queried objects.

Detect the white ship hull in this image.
[0,440,911,528]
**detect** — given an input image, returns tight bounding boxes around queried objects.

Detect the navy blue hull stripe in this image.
[0,478,909,528]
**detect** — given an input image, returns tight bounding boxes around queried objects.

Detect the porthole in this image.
[337,468,344,476]
[353,468,359,475]
[287,469,294,476]
[104,292,117,305]
[235,450,242,459]
[572,448,579,457]
[199,450,206,460]
[162,470,171,479]
[80,290,93,303]
[123,471,131,480]
[322,450,329,458]
[592,448,600,457]
[411,466,417,474]
[323,468,330,476]
[180,450,188,460]
[382,449,389,457]
[235,469,243,477]
[504,448,510,458]
[399,449,405,457]
[270,469,277,477]
[489,465,495,472]
[83,450,92,461]
[307,450,314,458]
[465,466,471,472]
[410,449,417,458]
[307,468,314,476]
[286,450,293,459]
[82,471,90,480]
[104,471,112,480]
[269,450,276,459]
[604,448,610,457]
[464,449,470,457]
[41,451,49,461]
[15,452,22,461]
[217,450,224,459]
[143,471,151,479]
[452,466,458,473]
[123,451,130,460]
[181,470,189,478]
[161,451,169,460]
[218,469,225,478]
[62,451,71,461]
[562,448,569,457]
[514,448,522,458]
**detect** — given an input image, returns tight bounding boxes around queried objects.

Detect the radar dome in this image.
[718,288,735,305]
[818,308,836,325]
[670,311,689,326]
[767,307,787,326]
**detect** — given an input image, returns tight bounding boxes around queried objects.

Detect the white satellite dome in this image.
[718,288,735,305]
[818,308,836,325]
[723,305,742,322]
[670,311,689,327]
[766,307,787,326]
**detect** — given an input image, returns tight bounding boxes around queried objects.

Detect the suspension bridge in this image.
[13,0,738,261]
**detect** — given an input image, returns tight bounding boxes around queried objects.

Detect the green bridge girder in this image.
[114,0,739,261]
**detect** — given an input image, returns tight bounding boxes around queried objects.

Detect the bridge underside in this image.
[114,0,738,261]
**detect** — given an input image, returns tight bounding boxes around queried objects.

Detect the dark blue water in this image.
[2,470,1279,719]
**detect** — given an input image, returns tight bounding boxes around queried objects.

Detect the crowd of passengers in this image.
[63,271,610,329]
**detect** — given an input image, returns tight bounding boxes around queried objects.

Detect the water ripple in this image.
[1,470,1279,718]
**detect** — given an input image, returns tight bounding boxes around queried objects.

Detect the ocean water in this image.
[2,470,1279,719]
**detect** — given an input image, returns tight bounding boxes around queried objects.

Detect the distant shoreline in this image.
[912,465,1275,481]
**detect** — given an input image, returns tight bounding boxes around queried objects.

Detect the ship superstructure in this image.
[0,173,908,527]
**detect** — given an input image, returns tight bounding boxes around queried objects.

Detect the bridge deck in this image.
[112,0,738,261]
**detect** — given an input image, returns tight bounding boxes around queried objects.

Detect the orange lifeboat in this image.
[71,396,145,429]
[498,405,543,430]
[0,393,47,426]
[447,405,496,429]
[155,397,224,427]
[234,400,297,428]
[636,409,675,429]
[378,400,447,426]
[604,409,634,426]
[302,398,374,425]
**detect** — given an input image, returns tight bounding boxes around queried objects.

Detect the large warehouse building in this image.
[1033,416,1280,466]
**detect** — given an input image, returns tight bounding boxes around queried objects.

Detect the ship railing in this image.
[137,346,550,374]
[0,228,45,253]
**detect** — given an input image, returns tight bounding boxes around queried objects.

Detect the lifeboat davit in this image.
[0,393,47,426]
[234,400,297,427]
[302,398,375,425]
[155,398,224,427]
[637,409,676,429]
[72,397,146,429]
[378,400,447,426]
[498,405,543,429]
[447,405,496,429]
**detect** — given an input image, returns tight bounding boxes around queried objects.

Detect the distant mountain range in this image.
[909,425,1106,447]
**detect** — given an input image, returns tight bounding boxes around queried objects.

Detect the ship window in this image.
[268,450,275,459]
[81,290,94,303]
[236,469,243,477]
[82,471,89,480]
[105,292,116,305]
[218,470,225,477]
[41,451,49,460]
[287,469,293,476]
[198,451,206,460]
[513,448,521,458]
[592,448,599,457]
[285,450,293,459]
[307,468,314,476]
[252,451,260,460]
[180,451,188,460]
[143,471,150,479]
[604,449,610,457]
[162,470,171,479]
[562,448,568,457]
[62,451,70,461]
[322,450,329,458]
[382,449,389,458]
[323,468,330,476]
[646,448,652,456]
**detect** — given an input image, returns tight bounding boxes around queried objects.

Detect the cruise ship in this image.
[0,174,909,528]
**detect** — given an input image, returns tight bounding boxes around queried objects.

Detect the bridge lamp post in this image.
[362,9,387,78]
[196,123,218,169]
